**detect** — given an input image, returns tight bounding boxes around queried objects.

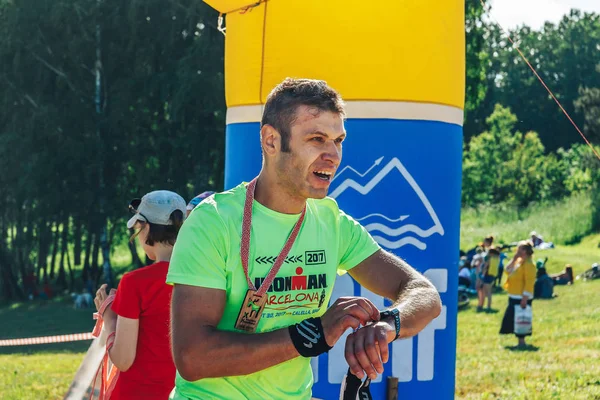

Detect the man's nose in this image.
[322,141,341,164]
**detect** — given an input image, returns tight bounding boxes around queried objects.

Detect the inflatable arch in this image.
[205,1,464,398]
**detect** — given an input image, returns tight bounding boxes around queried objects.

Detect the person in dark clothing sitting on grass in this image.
[534,267,554,299]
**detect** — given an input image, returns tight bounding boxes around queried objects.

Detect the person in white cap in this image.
[93,190,186,400]
[529,231,543,248]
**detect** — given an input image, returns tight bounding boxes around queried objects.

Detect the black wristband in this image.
[380,308,401,341]
[288,317,332,357]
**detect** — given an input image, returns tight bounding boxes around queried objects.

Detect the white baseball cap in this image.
[127,190,187,229]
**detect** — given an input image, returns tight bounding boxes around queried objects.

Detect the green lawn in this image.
[1,233,599,399]
[460,193,593,249]
[0,300,94,400]
[455,235,600,399]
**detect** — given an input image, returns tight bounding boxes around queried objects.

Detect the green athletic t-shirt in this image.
[167,182,380,400]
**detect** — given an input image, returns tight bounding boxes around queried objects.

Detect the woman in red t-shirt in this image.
[94,190,186,399]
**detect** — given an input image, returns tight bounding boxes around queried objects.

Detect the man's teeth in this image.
[315,171,332,176]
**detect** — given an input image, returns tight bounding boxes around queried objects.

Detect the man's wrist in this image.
[377,319,396,343]
[379,309,400,341]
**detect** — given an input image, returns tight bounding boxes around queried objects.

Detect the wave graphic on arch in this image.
[330,157,444,250]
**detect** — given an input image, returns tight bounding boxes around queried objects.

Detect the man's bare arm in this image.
[170,284,379,381]
[170,284,298,381]
[349,249,442,338]
[343,249,442,379]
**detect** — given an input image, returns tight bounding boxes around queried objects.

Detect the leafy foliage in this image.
[0,0,225,300]
[463,104,597,208]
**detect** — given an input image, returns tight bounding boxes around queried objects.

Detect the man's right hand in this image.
[320,296,380,347]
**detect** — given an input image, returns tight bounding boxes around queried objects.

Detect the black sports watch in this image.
[380,308,401,341]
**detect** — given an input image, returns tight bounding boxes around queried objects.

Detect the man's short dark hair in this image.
[261,78,345,152]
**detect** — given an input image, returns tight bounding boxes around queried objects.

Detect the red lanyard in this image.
[240,178,306,297]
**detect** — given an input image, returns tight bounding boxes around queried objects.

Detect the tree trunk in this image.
[49,222,60,280]
[82,229,93,284]
[15,204,28,295]
[100,220,113,287]
[22,214,35,295]
[66,243,74,291]
[73,219,82,266]
[0,252,24,301]
[25,215,34,257]
[36,222,50,284]
[0,214,8,300]
[0,226,25,302]
[127,228,143,269]
[0,220,20,301]
[95,0,113,288]
[108,220,117,248]
[57,218,68,290]
[0,255,16,301]
[8,219,14,248]
[91,231,100,285]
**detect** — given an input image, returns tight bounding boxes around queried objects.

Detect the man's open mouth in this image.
[313,170,333,182]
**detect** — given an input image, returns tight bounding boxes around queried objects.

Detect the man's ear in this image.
[260,124,280,156]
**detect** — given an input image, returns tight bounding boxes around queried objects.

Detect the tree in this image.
[575,70,600,144]
[0,0,226,300]
[464,0,490,134]
[463,104,521,206]
[462,104,574,207]
[468,10,600,150]
[574,66,600,229]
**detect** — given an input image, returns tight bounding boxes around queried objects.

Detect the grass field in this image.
[0,301,93,399]
[460,193,593,249]
[1,197,599,399]
[455,234,600,400]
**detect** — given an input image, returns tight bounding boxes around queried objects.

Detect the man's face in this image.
[275,105,345,200]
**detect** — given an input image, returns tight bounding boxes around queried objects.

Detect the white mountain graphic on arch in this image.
[330,157,444,250]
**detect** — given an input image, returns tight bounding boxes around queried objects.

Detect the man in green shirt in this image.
[167,78,442,400]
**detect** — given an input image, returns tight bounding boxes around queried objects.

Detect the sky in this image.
[490,0,600,29]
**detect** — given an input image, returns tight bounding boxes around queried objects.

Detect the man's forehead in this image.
[296,105,322,119]
[292,106,345,130]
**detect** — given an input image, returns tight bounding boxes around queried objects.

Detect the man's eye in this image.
[311,137,324,143]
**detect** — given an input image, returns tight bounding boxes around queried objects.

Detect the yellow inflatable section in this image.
[205,0,464,110]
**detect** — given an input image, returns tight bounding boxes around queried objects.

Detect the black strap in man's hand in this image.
[340,367,373,400]
[340,309,400,399]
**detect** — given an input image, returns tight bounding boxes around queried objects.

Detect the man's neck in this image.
[253,172,306,215]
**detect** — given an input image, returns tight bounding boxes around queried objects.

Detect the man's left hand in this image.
[344,320,395,380]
